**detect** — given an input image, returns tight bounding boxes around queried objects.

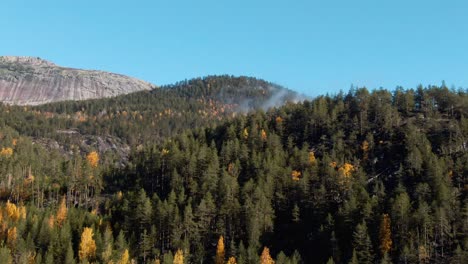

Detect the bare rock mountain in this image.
[0,56,155,105]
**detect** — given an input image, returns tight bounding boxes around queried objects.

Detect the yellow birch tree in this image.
[79,227,96,261]
[173,249,184,264]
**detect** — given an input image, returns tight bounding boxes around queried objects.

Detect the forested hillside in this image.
[0,76,297,161]
[0,83,466,263]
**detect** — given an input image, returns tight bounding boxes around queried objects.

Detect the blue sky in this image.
[1,0,467,96]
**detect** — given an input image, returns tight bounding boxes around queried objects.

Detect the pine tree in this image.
[451,244,466,264]
[64,243,75,264]
[115,230,127,253]
[348,249,358,264]
[45,247,55,264]
[140,229,153,262]
[238,241,247,264]
[0,246,13,264]
[292,203,300,222]
[352,221,373,264]
[380,252,392,264]
[101,226,114,263]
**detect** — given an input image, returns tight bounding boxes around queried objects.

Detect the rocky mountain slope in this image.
[0,56,155,105]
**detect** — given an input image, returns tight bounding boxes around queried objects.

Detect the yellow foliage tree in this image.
[5,201,20,222]
[309,151,316,165]
[118,249,130,264]
[117,191,124,200]
[7,226,17,250]
[79,227,96,261]
[243,128,249,139]
[86,151,99,168]
[261,129,267,141]
[338,163,354,177]
[0,147,13,157]
[48,215,55,229]
[418,245,429,264]
[361,140,369,160]
[227,256,237,264]
[161,148,170,156]
[291,170,301,181]
[215,235,225,264]
[260,247,275,264]
[379,214,392,254]
[173,249,184,264]
[56,196,67,227]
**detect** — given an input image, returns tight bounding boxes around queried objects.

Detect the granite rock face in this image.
[0,56,155,105]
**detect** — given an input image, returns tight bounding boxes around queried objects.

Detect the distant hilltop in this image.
[0,56,57,66]
[0,56,155,105]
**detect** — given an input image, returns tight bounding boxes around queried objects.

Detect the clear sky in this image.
[1,0,467,96]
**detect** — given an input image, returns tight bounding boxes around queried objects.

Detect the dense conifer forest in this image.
[0,77,466,263]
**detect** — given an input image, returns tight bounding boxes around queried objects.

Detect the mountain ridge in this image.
[0,56,155,105]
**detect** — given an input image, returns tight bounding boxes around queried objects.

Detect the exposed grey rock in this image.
[0,56,155,105]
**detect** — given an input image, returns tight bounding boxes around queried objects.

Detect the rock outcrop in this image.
[0,56,155,105]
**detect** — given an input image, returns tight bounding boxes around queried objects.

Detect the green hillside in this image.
[0,83,466,263]
[0,75,298,160]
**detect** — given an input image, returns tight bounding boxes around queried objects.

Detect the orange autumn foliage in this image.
[362,140,369,160]
[227,256,237,264]
[5,201,22,222]
[215,235,225,264]
[309,151,317,165]
[56,197,67,227]
[7,226,17,250]
[338,163,354,178]
[48,215,55,229]
[260,247,275,264]
[0,147,13,157]
[86,151,99,168]
[291,170,301,181]
[379,214,393,254]
[261,129,267,141]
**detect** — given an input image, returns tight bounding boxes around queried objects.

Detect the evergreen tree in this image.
[352,221,373,264]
